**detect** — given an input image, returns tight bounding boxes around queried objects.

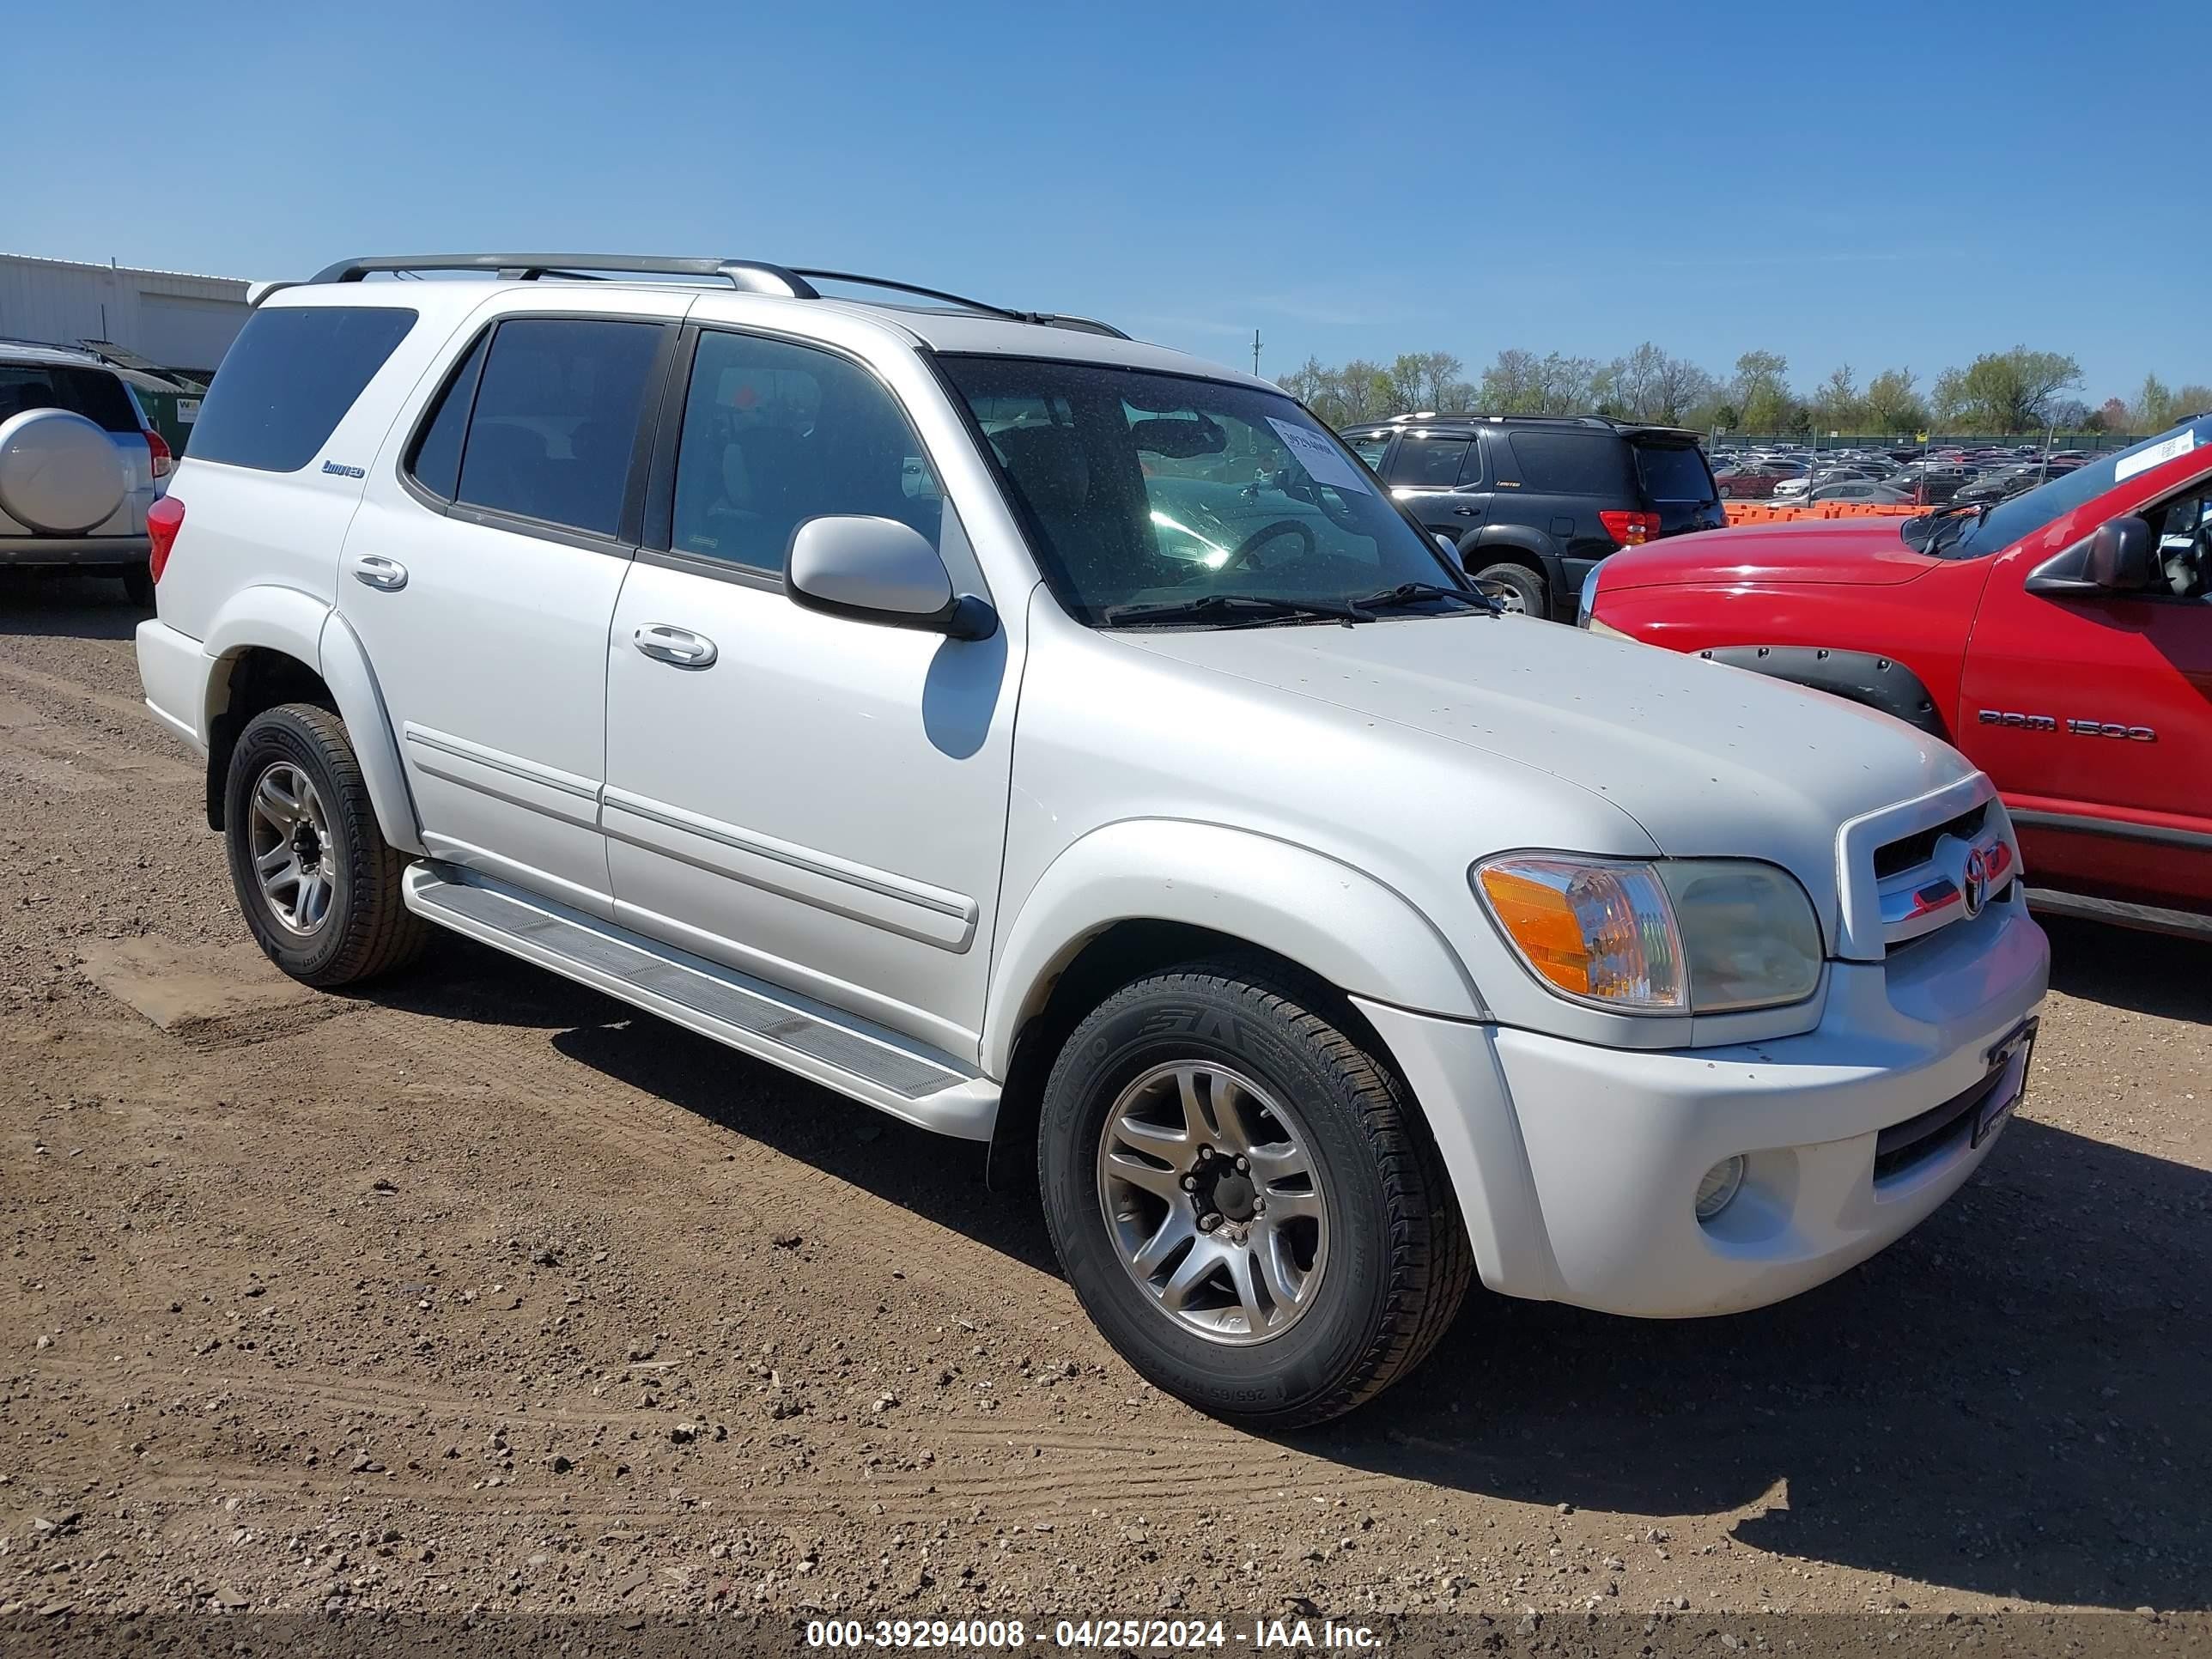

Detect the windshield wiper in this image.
[1350,581,1501,616]
[1101,592,1375,628]
[1902,498,1991,554]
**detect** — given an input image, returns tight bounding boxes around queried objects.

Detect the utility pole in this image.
[1252,328,1262,379]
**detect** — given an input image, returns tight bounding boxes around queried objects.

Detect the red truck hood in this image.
[1600,518,1938,591]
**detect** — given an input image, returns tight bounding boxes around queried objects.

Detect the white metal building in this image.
[0,253,252,380]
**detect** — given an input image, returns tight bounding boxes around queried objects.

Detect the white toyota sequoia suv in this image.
[136,255,2049,1425]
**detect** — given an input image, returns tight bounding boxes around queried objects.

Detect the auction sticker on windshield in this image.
[1268,417,1372,494]
[2115,428,2197,483]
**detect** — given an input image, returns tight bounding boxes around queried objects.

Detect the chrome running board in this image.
[402,864,997,1139]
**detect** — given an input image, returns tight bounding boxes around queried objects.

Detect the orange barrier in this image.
[1723,501,1928,525]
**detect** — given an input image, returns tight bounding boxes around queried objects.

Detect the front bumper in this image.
[1358,890,2049,1317]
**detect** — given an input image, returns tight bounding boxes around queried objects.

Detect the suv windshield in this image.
[1910,415,2212,556]
[939,356,1462,625]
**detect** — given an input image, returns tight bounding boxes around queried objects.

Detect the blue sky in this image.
[14,1,2206,403]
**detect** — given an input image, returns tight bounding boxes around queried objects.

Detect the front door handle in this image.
[633,624,718,669]
[350,554,408,591]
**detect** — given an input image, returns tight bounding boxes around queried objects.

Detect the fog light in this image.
[1695,1155,1746,1221]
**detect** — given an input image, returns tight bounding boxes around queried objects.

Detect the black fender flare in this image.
[1459,527,1565,599]
[1697,645,1946,735]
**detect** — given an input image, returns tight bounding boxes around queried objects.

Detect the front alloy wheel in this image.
[1097,1061,1328,1344]
[1040,960,1474,1427]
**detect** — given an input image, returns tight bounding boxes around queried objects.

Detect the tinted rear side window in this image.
[0,364,139,433]
[1387,436,1472,489]
[1506,431,1635,496]
[454,318,664,538]
[405,330,492,500]
[1634,442,1717,502]
[188,306,416,471]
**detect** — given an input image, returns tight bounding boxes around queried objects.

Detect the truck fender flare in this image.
[1698,644,1945,735]
[317,611,425,854]
[981,818,1486,1079]
[201,584,328,706]
[1462,526,1565,595]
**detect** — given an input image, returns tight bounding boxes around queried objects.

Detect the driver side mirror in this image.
[787,515,998,641]
[2084,515,2154,592]
[2025,514,2156,598]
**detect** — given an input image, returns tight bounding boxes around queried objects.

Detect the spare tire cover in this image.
[0,408,129,535]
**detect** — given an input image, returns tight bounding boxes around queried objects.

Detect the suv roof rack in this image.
[290,254,1128,338]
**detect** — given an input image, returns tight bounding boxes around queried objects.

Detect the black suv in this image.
[1337,415,1723,619]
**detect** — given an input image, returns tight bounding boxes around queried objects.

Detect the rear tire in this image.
[1038,960,1474,1428]
[222,702,428,988]
[120,564,154,607]
[1469,561,1547,618]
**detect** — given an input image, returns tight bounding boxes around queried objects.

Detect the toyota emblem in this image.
[1960,847,1990,919]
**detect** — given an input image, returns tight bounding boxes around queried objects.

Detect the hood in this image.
[1598,518,1939,592]
[1121,613,1976,948]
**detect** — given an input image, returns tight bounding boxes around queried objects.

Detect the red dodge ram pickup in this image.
[1583,415,2212,939]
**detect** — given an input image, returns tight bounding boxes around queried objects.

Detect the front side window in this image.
[2148,486,2211,600]
[670,331,941,574]
[1386,435,1473,489]
[1344,431,1391,471]
[453,318,664,538]
[939,356,1461,624]
[187,305,417,472]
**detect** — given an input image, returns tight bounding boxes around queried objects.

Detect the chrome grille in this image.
[1875,823,2014,949]
[1832,775,2014,961]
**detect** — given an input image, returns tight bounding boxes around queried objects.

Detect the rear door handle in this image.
[633,624,718,668]
[350,555,408,591]
[1452,507,1481,518]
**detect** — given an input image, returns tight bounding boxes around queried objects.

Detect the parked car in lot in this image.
[1585,415,2212,940]
[1712,459,1805,499]
[1808,479,1916,504]
[0,341,173,602]
[1337,414,1724,618]
[137,252,2048,1425]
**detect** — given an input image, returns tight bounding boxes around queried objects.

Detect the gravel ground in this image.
[2,575,2207,1632]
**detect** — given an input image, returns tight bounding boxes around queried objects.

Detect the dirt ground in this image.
[2,574,2207,1632]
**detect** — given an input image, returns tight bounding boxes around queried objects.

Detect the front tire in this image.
[223,702,428,988]
[1039,961,1473,1428]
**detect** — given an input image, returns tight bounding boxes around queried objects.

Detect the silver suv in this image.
[133,254,2048,1425]
[1,341,172,601]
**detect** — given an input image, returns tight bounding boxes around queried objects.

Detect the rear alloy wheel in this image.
[1040,961,1474,1427]
[1469,561,1546,618]
[223,703,428,988]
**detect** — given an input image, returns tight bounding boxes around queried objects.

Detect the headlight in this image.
[1472,854,1822,1014]
[1575,566,1602,627]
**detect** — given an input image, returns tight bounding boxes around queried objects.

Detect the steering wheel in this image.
[1223,517,1317,572]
